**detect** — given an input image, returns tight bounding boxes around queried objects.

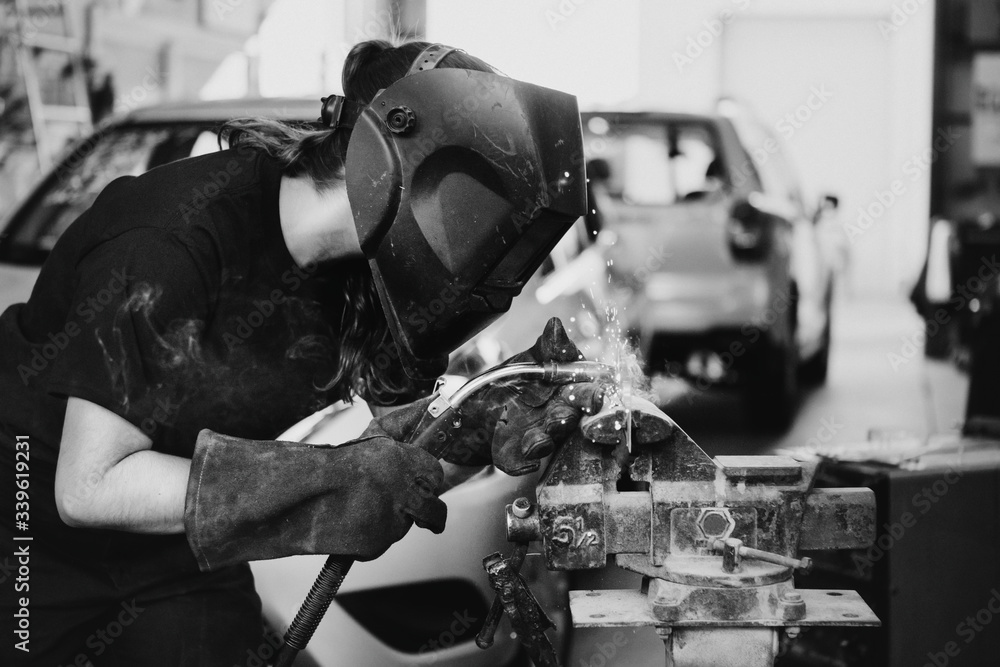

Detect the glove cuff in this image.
[185,428,447,571]
[185,430,333,571]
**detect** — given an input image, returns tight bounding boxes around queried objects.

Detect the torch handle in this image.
[410,404,461,459]
[273,407,459,666]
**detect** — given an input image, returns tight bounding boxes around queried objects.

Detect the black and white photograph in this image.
[0,1,997,666]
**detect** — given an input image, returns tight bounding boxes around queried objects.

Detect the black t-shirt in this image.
[0,146,363,468]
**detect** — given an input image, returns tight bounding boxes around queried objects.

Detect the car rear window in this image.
[0,123,221,264]
[583,117,727,207]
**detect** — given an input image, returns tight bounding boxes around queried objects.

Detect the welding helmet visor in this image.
[340,58,587,380]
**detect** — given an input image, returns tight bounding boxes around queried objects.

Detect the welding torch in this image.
[273,360,616,667]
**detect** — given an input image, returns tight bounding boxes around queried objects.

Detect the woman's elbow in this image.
[54,475,103,528]
[56,495,86,528]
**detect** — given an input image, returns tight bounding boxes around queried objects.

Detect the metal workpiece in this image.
[580,393,681,446]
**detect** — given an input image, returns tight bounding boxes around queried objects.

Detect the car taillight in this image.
[727,199,771,260]
[727,217,764,249]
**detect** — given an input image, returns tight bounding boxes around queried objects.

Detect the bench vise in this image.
[481,395,880,666]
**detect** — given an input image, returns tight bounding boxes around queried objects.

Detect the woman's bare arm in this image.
[54,397,190,533]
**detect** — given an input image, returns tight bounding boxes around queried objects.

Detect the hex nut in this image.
[779,590,807,621]
[697,508,736,540]
[651,597,681,622]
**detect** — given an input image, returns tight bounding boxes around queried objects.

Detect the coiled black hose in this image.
[273,555,353,667]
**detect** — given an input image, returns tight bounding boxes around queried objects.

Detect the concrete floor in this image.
[657,295,969,458]
[564,295,970,666]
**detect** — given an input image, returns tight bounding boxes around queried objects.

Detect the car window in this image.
[733,144,764,192]
[0,123,220,263]
[583,117,727,206]
[726,113,804,212]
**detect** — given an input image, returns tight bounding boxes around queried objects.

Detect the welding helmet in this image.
[319,44,587,380]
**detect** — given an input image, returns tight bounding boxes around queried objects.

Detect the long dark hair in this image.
[220,40,494,405]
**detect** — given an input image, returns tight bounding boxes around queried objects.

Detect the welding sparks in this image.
[563,245,655,452]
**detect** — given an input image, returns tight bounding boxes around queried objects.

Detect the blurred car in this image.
[582,106,837,430]
[909,183,1000,366]
[0,98,607,665]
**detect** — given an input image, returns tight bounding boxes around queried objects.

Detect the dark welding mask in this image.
[319,44,587,379]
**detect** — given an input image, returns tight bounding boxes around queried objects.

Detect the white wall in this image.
[93,1,265,105]
[721,16,896,295]
[256,0,347,96]
[425,0,936,296]
[426,0,642,109]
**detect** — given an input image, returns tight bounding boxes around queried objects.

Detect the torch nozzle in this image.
[540,360,617,384]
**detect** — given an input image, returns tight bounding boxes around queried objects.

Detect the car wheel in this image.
[800,314,831,386]
[744,316,798,432]
[923,315,951,359]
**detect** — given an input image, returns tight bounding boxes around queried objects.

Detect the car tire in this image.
[744,317,798,432]
[800,315,831,386]
[923,315,951,359]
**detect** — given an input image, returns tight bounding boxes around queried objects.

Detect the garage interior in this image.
[1,1,998,666]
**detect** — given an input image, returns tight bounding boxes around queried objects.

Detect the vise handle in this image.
[714,538,813,574]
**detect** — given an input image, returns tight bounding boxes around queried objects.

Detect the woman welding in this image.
[0,40,600,665]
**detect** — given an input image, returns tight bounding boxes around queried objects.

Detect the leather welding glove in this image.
[482,317,605,474]
[184,423,447,572]
[386,317,605,476]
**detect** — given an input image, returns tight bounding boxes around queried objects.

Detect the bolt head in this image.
[651,598,681,622]
[512,497,532,519]
[696,508,736,540]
